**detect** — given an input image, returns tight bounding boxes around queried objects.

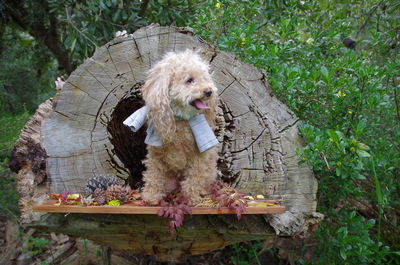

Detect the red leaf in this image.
[49,193,61,199]
[60,190,69,204]
[157,208,165,217]
[156,189,193,233]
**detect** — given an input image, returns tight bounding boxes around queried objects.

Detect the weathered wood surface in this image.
[42,24,317,212]
[33,200,286,214]
[12,24,321,262]
[11,99,54,224]
[35,213,276,263]
[34,212,322,263]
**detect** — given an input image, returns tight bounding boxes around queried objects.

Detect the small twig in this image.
[356,0,385,38]
[320,152,330,170]
[2,207,20,223]
[65,6,98,48]
[304,97,331,107]
[101,245,112,265]
[346,78,366,137]
[256,21,269,30]
[394,79,400,122]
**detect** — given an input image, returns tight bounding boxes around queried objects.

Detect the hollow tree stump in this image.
[13,25,322,263]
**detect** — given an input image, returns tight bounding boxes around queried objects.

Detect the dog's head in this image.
[141,50,218,142]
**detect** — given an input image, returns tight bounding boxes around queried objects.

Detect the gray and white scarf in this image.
[123,106,218,152]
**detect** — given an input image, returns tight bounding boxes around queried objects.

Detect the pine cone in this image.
[93,188,107,205]
[85,175,122,196]
[106,185,131,203]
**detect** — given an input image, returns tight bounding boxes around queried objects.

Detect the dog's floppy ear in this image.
[205,85,218,129]
[141,63,175,142]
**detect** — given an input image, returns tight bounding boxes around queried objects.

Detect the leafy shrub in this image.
[22,236,49,258]
[0,168,20,221]
[311,210,393,265]
[46,0,196,66]
[0,29,56,114]
[190,0,399,263]
[230,240,264,265]
[0,111,29,220]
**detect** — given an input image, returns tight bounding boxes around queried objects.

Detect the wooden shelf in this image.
[33,200,285,215]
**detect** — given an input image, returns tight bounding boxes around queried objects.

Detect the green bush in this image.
[0,111,29,220]
[0,27,57,114]
[190,0,399,264]
[22,235,49,258]
[310,210,393,265]
[0,110,31,160]
[230,241,264,265]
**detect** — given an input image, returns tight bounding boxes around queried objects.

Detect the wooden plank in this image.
[33,200,285,215]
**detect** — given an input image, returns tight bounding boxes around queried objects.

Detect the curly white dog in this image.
[140,49,219,206]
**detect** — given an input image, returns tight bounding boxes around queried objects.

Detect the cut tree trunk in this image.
[12,24,322,263]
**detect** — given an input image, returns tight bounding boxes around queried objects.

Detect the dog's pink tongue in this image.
[193,99,210,109]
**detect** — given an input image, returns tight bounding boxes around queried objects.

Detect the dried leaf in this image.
[105,200,121,206]
[68,194,81,200]
[49,193,61,199]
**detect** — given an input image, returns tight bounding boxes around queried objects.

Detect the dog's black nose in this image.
[204,90,212,97]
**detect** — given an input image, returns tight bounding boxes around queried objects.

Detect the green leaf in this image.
[357,150,371,158]
[321,66,329,79]
[349,211,356,218]
[355,174,366,180]
[340,249,347,260]
[70,38,77,53]
[337,227,348,237]
[328,129,339,143]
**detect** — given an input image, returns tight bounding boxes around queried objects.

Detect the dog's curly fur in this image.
[140,50,219,206]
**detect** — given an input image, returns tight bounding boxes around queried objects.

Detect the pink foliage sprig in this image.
[60,190,70,204]
[156,189,192,235]
[210,181,247,220]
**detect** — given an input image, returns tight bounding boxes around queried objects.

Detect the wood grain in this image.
[14,25,322,262]
[33,200,285,215]
[41,24,317,214]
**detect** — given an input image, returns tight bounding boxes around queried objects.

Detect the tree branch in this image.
[356,0,385,38]
[394,79,400,122]
[3,0,73,74]
[138,0,150,17]
[65,6,98,48]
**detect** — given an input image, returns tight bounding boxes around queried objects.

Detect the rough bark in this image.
[36,214,275,263]
[13,25,321,262]
[12,99,54,224]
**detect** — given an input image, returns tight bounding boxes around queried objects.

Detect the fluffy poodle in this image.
[140,49,219,206]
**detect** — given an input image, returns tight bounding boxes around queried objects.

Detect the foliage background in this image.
[0,0,399,264]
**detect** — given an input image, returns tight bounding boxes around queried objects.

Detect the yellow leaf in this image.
[105,200,121,206]
[68,194,80,200]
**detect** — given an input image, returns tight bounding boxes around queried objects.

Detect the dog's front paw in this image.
[141,190,163,206]
[185,192,204,207]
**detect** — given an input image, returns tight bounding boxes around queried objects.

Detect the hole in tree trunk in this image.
[106,88,235,189]
[107,94,147,189]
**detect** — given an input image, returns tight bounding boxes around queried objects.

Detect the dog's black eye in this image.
[186,77,194,84]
